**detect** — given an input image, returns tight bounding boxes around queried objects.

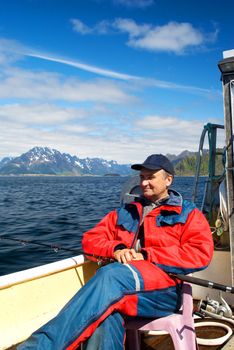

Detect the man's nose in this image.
[141,179,149,186]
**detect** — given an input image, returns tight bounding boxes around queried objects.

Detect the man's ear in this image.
[166,175,173,187]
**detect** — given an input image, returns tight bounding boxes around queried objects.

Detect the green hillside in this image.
[174,151,225,176]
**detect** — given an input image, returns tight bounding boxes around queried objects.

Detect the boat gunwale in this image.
[0,254,91,290]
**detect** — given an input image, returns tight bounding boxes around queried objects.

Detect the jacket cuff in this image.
[140,249,148,260]
[114,244,127,252]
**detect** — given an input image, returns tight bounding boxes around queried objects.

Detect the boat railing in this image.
[192,123,225,211]
[192,123,232,250]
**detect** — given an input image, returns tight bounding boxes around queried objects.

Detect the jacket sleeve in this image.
[141,208,214,274]
[82,210,126,260]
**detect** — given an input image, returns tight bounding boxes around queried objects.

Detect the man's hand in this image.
[114,248,144,264]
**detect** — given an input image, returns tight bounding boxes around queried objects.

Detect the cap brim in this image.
[131,164,161,171]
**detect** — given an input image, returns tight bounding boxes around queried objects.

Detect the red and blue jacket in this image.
[82,190,214,275]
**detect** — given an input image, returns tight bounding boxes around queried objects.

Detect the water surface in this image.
[0,176,204,275]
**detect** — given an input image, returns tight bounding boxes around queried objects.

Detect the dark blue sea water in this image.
[0,176,205,276]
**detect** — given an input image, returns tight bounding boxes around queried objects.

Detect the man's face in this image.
[139,168,173,201]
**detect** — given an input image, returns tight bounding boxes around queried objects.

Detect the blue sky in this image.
[0,0,232,163]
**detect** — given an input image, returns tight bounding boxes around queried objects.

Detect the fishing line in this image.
[0,235,113,261]
[0,235,81,254]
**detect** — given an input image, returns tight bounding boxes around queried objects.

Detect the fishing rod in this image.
[0,235,113,262]
[169,273,234,294]
[1,235,233,293]
[82,249,234,294]
[0,235,81,254]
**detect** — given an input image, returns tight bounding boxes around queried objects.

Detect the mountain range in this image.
[0,147,197,176]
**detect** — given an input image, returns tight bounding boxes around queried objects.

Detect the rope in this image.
[219,178,229,231]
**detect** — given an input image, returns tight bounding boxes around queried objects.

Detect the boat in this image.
[0,50,234,350]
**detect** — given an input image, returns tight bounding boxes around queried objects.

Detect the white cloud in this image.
[134,115,205,151]
[136,115,203,134]
[115,20,204,53]
[0,66,135,104]
[61,124,91,133]
[95,20,113,34]
[0,38,25,65]
[70,17,212,54]
[133,115,224,157]
[71,18,111,35]
[0,121,224,164]
[0,103,86,125]
[114,18,151,38]
[0,109,222,163]
[70,19,92,34]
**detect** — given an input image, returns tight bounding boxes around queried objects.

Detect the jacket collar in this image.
[117,190,195,231]
[140,189,183,215]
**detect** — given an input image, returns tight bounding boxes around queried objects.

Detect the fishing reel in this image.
[198,293,233,318]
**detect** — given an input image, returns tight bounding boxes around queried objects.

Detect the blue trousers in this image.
[84,313,125,350]
[17,262,181,350]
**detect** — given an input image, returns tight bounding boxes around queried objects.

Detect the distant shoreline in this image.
[0,173,126,177]
[0,173,198,177]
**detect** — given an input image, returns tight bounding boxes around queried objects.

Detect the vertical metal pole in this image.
[218,56,234,287]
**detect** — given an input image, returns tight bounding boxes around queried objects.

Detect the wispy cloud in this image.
[113,0,155,8]
[0,37,219,97]
[26,51,138,81]
[22,52,219,97]
[144,77,219,96]
[0,37,137,81]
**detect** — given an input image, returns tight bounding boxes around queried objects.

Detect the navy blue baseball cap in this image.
[131,154,175,175]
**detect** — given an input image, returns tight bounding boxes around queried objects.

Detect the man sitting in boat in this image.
[17,154,214,350]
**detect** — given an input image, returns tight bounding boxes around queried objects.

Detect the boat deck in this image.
[222,336,234,350]
[139,320,234,350]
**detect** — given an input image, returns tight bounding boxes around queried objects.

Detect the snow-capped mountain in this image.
[0,156,14,167]
[0,147,132,176]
